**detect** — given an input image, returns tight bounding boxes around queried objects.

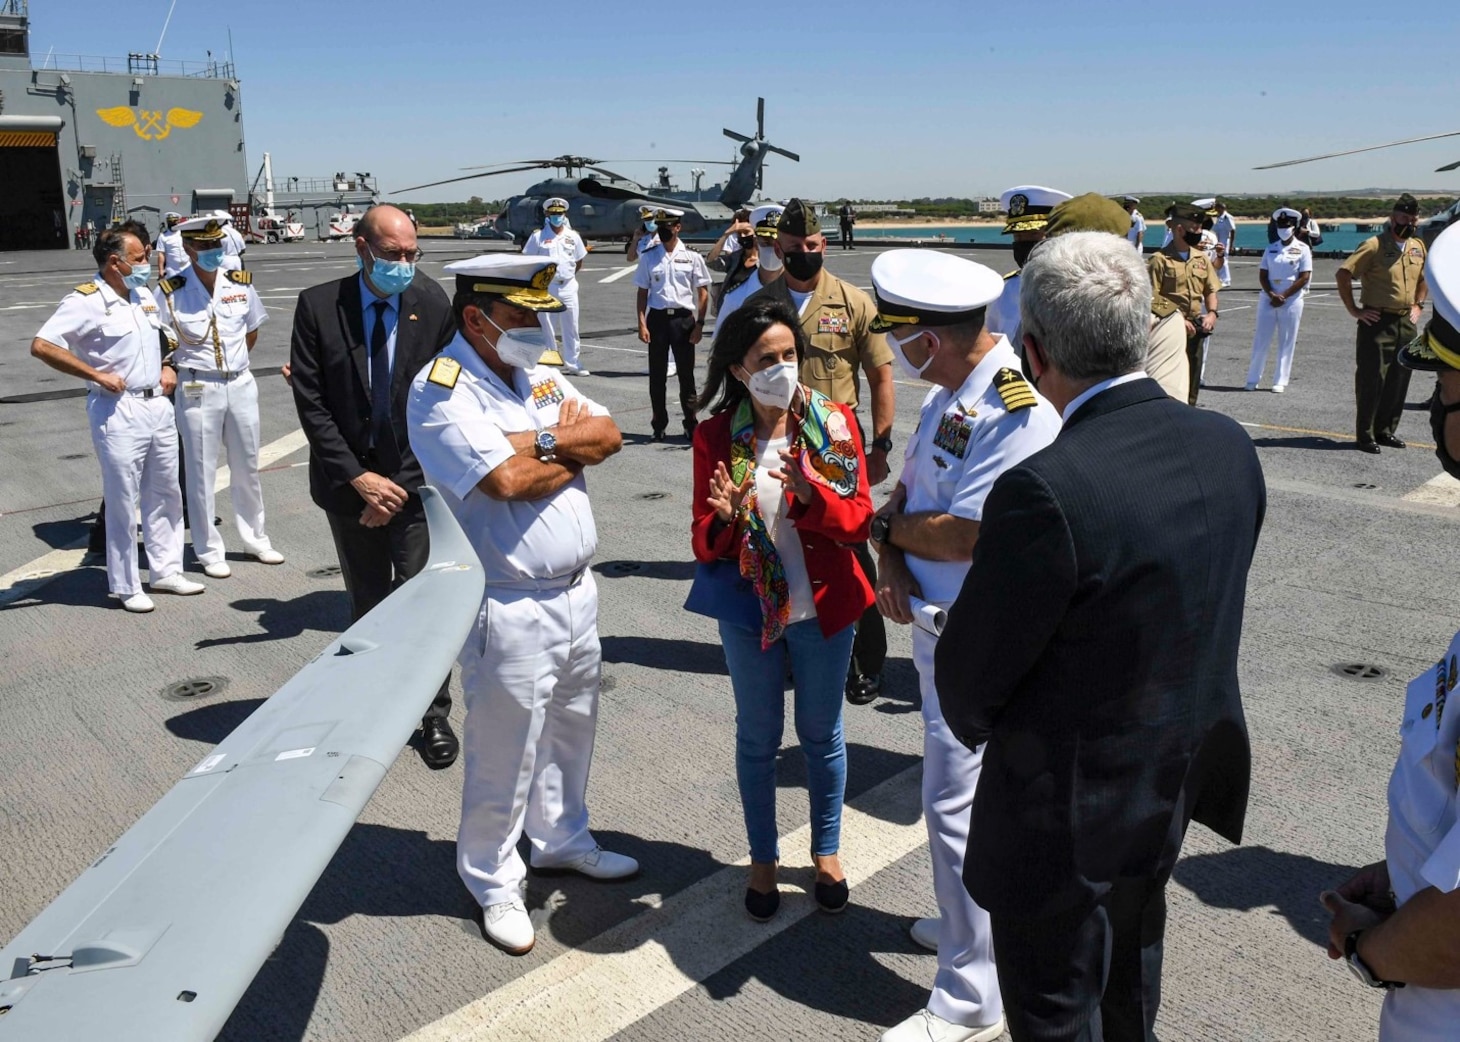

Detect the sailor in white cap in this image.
[633,207,709,439]
[213,210,247,271]
[522,197,591,375]
[30,225,204,612]
[987,186,1072,359]
[716,204,785,323]
[159,216,284,576]
[1399,221,1460,479]
[1123,195,1145,250]
[407,253,636,958]
[867,250,1061,1042]
[155,211,189,279]
[1210,198,1237,287]
[1245,207,1313,392]
[625,204,660,264]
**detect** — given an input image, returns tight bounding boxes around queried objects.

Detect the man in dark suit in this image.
[935,231,1266,1042]
[290,203,461,768]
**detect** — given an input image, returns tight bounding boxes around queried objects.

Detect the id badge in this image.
[182,381,205,400]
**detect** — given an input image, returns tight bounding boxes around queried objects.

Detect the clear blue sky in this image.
[29,0,1460,203]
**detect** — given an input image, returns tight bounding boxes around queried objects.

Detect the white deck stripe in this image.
[598,265,638,284]
[399,764,925,1042]
[1401,470,1460,507]
[0,428,310,607]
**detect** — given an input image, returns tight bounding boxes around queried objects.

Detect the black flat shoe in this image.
[420,717,459,770]
[845,672,881,706]
[744,886,780,922]
[1376,434,1406,448]
[650,429,666,443]
[814,878,849,913]
[1356,440,1381,454]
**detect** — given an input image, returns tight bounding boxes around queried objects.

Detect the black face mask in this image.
[1182,230,1204,248]
[656,224,678,241]
[1394,222,1416,240]
[1012,240,1037,269]
[737,236,754,249]
[782,250,824,281]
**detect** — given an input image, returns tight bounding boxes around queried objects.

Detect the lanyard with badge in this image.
[164,289,225,397]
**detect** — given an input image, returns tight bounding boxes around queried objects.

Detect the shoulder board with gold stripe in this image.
[225,269,252,285]
[426,356,461,390]
[73,282,100,295]
[993,367,1038,412]
[160,275,186,296]
[1003,270,1018,280]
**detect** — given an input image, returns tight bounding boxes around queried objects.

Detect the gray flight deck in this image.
[1,237,1455,1040]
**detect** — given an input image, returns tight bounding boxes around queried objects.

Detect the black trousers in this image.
[840,222,855,249]
[1354,313,1415,442]
[326,506,451,721]
[849,540,886,678]
[647,307,699,435]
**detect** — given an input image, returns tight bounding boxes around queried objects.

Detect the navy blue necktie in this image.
[369,301,391,450]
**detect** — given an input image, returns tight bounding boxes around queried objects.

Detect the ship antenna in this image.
[154,0,180,56]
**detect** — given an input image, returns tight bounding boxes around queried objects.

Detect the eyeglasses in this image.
[368,243,425,263]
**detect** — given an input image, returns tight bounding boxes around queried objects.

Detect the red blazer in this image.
[690,400,875,639]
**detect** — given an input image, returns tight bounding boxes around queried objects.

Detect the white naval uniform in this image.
[408,334,611,909]
[1245,237,1313,391]
[523,224,589,368]
[1127,209,1145,247]
[220,224,246,272]
[984,272,1022,354]
[36,277,184,597]
[634,238,710,311]
[1380,632,1460,1040]
[162,267,273,566]
[898,336,1061,1027]
[717,267,777,324]
[156,228,188,279]
[1212,210,1237,286]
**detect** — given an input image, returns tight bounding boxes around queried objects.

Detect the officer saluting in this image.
[986,185,1072,361]
[30,227,205,612]
[407,255,635,958]
[160,216,284,578]
[868,250,1062,1042]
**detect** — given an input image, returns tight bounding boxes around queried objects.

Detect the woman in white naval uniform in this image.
[1245,207,1313,393]
[522,198,590,375]
[161,217,283,577]
[408,254,636,957]
[30,227,204,612]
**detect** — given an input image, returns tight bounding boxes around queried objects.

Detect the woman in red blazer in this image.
[689,298,874,922]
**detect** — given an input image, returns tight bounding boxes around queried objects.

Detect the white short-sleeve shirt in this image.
[523,226,589,283]
[36,276,165,391]
[163,267,267,372]
[407,333,609,584]
[1381,631,1460,1040]
[634,240,710,311]
[1127,210,1146,244]
[1259,239,1314,294]
[1212,211,1237,248]
[985,272,1022,350]
[156,229,189,278]
[898,335,1062,605]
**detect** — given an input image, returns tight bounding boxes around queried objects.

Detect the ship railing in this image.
[31,52,236,79]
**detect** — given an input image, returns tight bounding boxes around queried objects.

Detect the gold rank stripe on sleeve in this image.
[225,270,252,285]
[426,356,461,389]
[74,282,99,295]
[993,367,1038,411]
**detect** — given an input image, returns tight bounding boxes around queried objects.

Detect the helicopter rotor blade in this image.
[757,96,765,139]
[724,129,753,144]
[389,168,536,195]
[767,145,800,163]
[1436,158,1460,173]
[1253,130,1460,170]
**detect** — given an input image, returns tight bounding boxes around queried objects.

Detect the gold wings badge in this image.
[95,106,204,141]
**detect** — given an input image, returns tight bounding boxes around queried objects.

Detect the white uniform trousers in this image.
[174,370,273,565]
[1245,294,1305,390]
[913,625,1003,1028]
[457,570,602,907]
[538,279,581,368]
[86,391,185,597]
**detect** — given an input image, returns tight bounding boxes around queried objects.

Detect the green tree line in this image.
[394,197,504,225]
[872,196,1456,220]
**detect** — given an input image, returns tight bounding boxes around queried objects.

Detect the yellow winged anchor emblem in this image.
[96,106,203,142]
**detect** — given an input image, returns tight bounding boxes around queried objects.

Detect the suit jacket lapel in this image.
[336,275,369,396]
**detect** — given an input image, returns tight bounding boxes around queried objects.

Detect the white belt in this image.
[484,567,586,593]
[181,367,248,381]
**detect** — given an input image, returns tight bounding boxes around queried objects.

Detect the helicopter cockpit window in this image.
[579,205,597,217]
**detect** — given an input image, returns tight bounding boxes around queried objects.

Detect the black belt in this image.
[652,307,694,318]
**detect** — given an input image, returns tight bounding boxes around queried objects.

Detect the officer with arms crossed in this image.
[523,197,591,376]
[31,228,205,612]
[409,255,635,957]
[159,216,284,577]
[634,207,710,441]
[1337,193,1429,453]
[869,249,1062,1042]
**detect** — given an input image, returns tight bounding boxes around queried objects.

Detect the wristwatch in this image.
[1345,930,1402,990]
[534,429,557,463]
[870,513,892,546]
[871,435,894,454]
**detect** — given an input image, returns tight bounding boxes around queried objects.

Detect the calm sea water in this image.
[865,223,1375,253]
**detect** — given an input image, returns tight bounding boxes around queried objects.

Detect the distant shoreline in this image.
[856,215,1382,230]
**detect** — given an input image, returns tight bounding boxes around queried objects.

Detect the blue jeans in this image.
[718,617,855,863]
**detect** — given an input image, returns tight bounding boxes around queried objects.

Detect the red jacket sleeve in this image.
[786,402,874,543]
[691,417,740,562]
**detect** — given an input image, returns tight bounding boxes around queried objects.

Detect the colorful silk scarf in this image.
[728,387,860,649]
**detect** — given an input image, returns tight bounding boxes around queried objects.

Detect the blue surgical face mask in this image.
[194,247,224,272]
[643,220,657,233]
[121,260,151,291]
[547,214,565,229]
[357,246,415,296]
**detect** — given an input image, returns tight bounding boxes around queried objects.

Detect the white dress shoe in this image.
[562,365,591,377]
[667,359,678,377]
[203,561,232,579]
[1271,384,1285,394]
[533,845,639,880]
[253,548,285,565]
[909,916,940,952]
[481,899,534,955]
[880,1009,1006,1042]
[121,593,155,613]
[150,573,205,595]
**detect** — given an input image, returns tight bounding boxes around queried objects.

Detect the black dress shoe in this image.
[1356,439,1381,454]
[419,717,459,769]
[845,672,881,706]
[814,878,850,914]
[682,421,698,441]
[1376,434,1406,449]
[650,429,666,443]
[744,886,780,922]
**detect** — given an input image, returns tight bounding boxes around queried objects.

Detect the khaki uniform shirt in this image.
[1148,243,1221,322]
[1340,231,1427,311]
[792,272,890,408]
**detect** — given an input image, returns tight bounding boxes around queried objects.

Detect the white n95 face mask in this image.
[487,314,546,369]
[887,328,937,380]
[745,360,799,409]
[757,245,782,272]
[1276,226,1295,242]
